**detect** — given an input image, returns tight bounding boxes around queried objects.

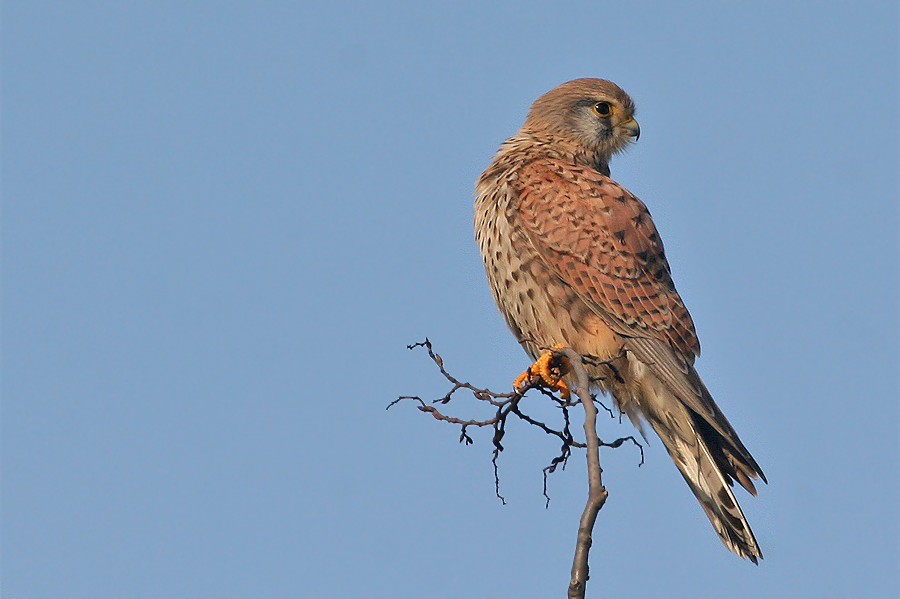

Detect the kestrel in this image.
[474,79,766,562]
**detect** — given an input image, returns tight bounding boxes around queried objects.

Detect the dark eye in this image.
[593,102,612,117]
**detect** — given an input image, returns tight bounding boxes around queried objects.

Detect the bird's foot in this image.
[512,343,571,399]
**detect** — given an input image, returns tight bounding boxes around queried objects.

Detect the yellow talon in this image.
[512,343,571,399]
[512,369,532,392]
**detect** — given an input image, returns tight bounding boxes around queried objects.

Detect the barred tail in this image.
[627,356,764,562]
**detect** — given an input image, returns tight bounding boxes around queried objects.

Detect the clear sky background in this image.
[3,2,898,598]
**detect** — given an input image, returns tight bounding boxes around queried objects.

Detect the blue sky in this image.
[3,1,898,597]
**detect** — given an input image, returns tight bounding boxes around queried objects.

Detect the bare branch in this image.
[394,340,645,598]
[559,348,608,599]
[390,340,592,493]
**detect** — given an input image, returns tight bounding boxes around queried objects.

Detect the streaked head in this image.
[524,78,640,165]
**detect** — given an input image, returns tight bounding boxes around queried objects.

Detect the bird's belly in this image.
[476,201,623,365]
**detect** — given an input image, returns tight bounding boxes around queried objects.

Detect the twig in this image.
[562,347,608,599]
[395,340,644,597]
[389,339,589,499]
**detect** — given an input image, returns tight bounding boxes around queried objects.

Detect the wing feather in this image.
[515,157,698,357]
[515,158,764,478]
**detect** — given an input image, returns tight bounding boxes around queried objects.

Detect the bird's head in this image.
[523,78,640,171]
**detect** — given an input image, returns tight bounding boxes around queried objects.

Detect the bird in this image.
[474,78,766,562]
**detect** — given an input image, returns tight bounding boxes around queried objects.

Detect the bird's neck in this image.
[506,129,611,176]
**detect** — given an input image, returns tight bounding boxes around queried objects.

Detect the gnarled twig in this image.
[393,340,643,596]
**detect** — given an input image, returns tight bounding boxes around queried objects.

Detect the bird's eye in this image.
[593,102,612,117]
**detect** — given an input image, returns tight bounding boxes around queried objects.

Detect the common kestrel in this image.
[474,79,765,562]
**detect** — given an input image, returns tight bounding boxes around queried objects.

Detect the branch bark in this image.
[563,348,608,599]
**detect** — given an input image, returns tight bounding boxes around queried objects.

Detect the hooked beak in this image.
[620,117,640,141]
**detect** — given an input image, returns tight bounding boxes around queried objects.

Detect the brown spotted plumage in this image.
[474,79,766,562]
